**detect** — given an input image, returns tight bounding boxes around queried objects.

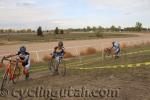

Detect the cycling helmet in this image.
[112,41,115,44]
[58,41,63,47]
[20,46,26,53]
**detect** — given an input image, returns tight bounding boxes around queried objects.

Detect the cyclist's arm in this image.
[23,55,29,62]
[5,54,18,58]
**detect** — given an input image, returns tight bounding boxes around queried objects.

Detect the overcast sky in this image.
[0,0,150,29]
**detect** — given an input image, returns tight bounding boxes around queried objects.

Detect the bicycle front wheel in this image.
[1,72,9,89]
[48,59,55,74]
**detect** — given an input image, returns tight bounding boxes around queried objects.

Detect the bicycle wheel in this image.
[13,66,21,79]
[58,60,66,76]
[48,59,55,74]
[13,59,21,83]
[0,72,9,89]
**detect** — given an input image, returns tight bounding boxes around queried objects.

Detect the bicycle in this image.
[104,47,121,59]
[48,56,66,76]
[104,48,114,59]
[0,55,23,90]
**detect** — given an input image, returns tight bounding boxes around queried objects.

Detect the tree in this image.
[55,27,59,34]
[60,29,64,34]
[27,29,32,33]
[92,26,97,32]
[98,26,103,32]
[135,22,142,32]
[0,29,4,33]
[118,26,121,32]
[37,26,43,36]
[87,26,91,31]
[110,25,117,32]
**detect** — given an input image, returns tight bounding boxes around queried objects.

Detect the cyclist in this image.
[51,41,65,75]
[111,41,121,59]
[11,46,30,80]
[6,46,30,80]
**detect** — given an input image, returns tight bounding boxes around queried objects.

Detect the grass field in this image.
[0,32,137,44]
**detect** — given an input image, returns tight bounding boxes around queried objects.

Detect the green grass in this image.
[0,32,136,44]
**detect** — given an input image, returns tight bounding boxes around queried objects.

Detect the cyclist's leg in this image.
[54,57,62,75]
[23,61,30,80]
[115,48,120,58]
[54,57,60,74]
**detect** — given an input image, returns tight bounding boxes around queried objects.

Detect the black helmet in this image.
[20,46,26,53]
[58,41,63,47]
[112,41,115,45]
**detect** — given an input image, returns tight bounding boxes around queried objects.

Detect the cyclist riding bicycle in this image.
[111,41,121,59]
[10,46,30,80]
[51,41,65,74]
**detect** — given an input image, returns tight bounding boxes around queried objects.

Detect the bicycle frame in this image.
[49,56,66,76]
[55,56,63,63]
[104,48,114,58]
[0,56,23,89]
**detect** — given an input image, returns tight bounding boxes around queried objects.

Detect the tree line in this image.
[0,22,150,36]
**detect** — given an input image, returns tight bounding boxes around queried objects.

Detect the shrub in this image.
[43,55,52,62]
[120,42,126,49]
[95,30,103,37]
[64,52,75,58]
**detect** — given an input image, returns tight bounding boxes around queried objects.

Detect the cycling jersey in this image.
[113,41,120,56]
[17,51,30,70]
[113,41,120,50]
[52,46,65,57]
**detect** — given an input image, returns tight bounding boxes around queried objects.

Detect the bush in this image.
[43,55,52,62]
[60,30,64,34]
[64,52,75,58]
[95,30,103,37]
[120,42,126,49]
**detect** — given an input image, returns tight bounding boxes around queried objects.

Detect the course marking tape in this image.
[0,61,150,79]
[68,61,150,70]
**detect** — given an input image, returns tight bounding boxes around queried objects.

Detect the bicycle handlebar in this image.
[1,55,22,64]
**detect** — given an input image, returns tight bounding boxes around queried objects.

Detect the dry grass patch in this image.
[80,47,97,56]
[64,52,75,58]
[43,55,52,62]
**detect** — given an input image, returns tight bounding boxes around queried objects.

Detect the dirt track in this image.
[0,33,150,54]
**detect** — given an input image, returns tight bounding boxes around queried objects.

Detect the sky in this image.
[0,0,150,30]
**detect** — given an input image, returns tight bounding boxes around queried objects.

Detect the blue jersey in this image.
[113,41,120,50]
[53,46,65,57]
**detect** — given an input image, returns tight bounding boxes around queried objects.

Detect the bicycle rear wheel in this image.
[13,66,21,82]
[58,60,66,76]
